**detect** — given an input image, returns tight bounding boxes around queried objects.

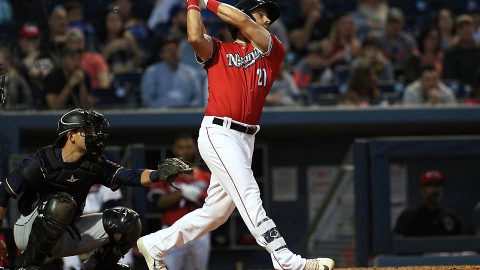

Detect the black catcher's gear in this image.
[228,0,280,39]
[56,108,109,155]
[18,146,104,216]
[16,193,77,269]
[84,208,142,270]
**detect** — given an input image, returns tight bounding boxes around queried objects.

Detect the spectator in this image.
[351,0,389,40]
[0,0,12,25]
[394,170,464,237]
[14,23,54,108]
[340,63,383,106]
[287,0,331,44]
[381,8,418,77]
[293,41,334,90]
[99,7,144,74]
[322,14,361,68]
[147,0,180,30]
[113,0,150,50]
[66,28,111,89]
[148,134,211,270]
[64,0,96,51]
[287,0,332,61]
[404,27,444,83]
[437,9,456,50]
[0,46,33,110]
[354,34,394,81]
[403,65,456,105]
[43,46,95,109]
[443,15,480,90]
[40,5,68,53]
[266,64,301,106]
[141,36,202,108]
[151,3,201,74]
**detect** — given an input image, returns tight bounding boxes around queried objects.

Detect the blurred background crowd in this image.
[2,0,480,110]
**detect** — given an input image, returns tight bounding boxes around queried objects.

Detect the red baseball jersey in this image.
[203,34,285,125]
[148,167,210,226]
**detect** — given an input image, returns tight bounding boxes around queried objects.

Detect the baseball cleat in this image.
[137,237,168,270]
[304,257,335,270]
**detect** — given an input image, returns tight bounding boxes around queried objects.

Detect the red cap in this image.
[19,24,40,38]
[420,170,444,186]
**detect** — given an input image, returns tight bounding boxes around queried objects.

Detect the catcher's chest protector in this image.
[35,146,103,211]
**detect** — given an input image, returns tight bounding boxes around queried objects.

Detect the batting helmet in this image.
[228,0,280,39]
[56,108,109,154]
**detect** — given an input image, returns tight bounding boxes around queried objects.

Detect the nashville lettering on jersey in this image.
[226,49,262,68]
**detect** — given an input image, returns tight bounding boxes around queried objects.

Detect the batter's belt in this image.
[212,117,257,135]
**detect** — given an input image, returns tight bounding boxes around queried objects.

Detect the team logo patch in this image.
[66,175,79,183]
[226,49,262,68]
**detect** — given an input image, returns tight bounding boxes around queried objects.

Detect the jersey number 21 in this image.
[256,68,267,87]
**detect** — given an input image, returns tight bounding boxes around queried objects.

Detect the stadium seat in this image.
[444,79,473,99]
[307,84,342,105]
[93,72,143,108]
[379,82,404,104]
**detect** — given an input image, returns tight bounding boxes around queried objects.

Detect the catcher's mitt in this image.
[154,158,193,184]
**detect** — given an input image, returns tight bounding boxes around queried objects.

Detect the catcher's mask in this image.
[228,0,280,39]
[56,108,109,155]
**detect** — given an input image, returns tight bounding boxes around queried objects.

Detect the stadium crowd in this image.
[2,0,480,109]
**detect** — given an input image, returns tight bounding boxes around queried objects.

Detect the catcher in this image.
[0,108,192,270]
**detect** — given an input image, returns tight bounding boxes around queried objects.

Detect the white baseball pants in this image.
[141,116,306,270]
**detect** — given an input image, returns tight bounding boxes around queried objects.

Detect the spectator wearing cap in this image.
[16,23,42,68]
[380,8,418,77]
[43,46,95,109]
[443,14,480,91]
[394,170,464,237]
[140,36,203,108]
[66,28,111,89]
[403,65,456,106]
[150,4,206,79]
[15,23,55,108]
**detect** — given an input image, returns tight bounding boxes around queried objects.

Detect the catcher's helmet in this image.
[56,108,109,154]
[228,0,280,39]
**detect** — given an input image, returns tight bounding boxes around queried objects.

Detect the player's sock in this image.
[255,218,305,269]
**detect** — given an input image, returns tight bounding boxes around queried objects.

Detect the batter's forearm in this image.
[214,2,250,31]
[187,8,205,42]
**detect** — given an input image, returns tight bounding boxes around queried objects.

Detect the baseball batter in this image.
[137,1,335,269]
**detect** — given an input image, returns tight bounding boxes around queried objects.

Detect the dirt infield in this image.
[338,266,480,270]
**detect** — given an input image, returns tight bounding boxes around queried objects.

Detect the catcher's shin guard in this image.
[17,192,77,268]
[84,208,141,270]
